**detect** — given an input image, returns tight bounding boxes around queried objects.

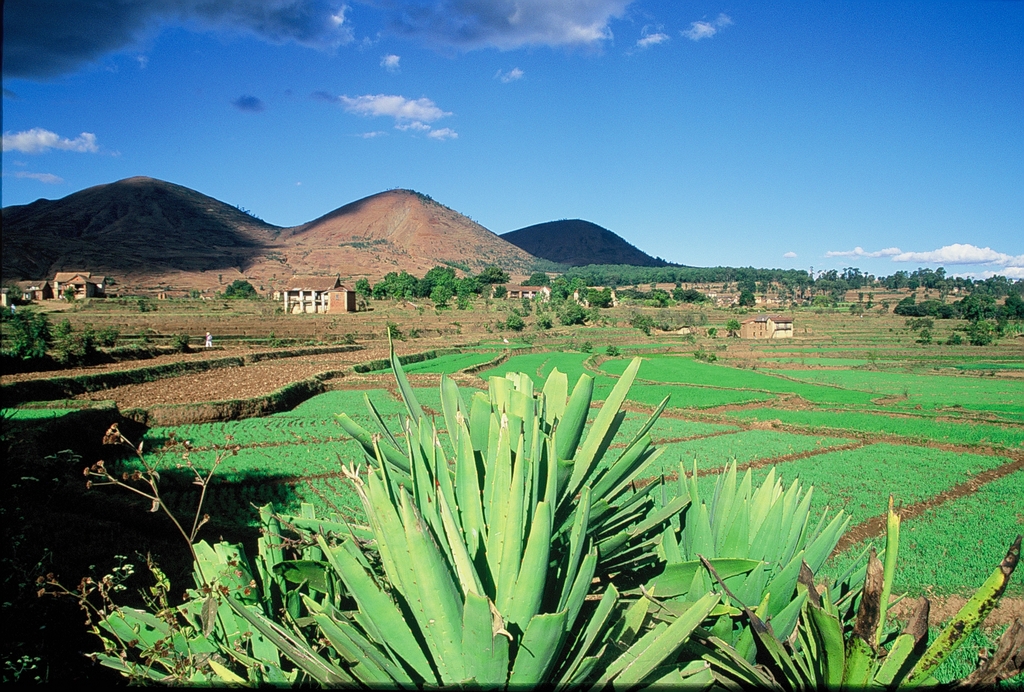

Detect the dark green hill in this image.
[501,220,672,267]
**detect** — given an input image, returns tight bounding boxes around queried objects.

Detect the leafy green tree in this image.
[558,302,587,326]
[673,288,708,303]
[1002,293,1024,319]
[476,265,510,284]
[586,287,613,308]
[492,284,507,299]
[5,308,51,359]
[737,290,756,307]
[725,318,741,336]
[523,271,550,286]
[966,319,995,346]
[456,276,483,297]
[354,278,371,298]
[222,280,258,299]
[430,283,454,308]
[536,313,553,329]
[958,293,997,322]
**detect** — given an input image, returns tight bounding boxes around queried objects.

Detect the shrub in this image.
[694,346,717,362]
[96,326,120,347]
[536,314,553,330]
[629,312,654,335]
[505,311,525,331]
[966,320,995,346]
[558,302,587,326]
[51,319,96,365]
[386,322,404,341]
[171,333,191,353]
[605,344,620,356]
[4,308,50,360]
[222,280,258,299]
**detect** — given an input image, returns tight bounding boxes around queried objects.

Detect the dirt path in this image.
[834,457,1024,554]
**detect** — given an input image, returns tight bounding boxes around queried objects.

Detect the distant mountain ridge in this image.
[501,220,671,267]
[1,178,535,291]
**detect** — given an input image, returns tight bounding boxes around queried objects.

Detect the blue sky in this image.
[3,1,1022,278]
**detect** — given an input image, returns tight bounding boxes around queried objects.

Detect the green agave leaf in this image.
[560,584,619,683]
[399,490,467,683]
[509,610,569,684]
[607,592,720,688]
[224,597,352,685]
[647,558,761,599]
[317,536,435,681]
[555,373,594,465]
[462,592,510,686]
[390,336,424,421]
[542,367,568,424]
[507,501,552,629]
[335,412,410,474]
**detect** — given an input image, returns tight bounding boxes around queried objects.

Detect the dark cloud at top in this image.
[3,0,353,79]
[232,95,266,112]
[3,0,634,80]
[368,0,632,50]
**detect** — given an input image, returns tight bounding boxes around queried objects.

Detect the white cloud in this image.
[427,128,458,140]
[358,131,388,138]
[13,171,64,184]
[395,121,431,131]
[963,267,1024,280]
[136,55,149,68]
[339,94,450,123]
[825,246,902,259]
[2,128,99,154]
[783,251,797,258]
[381,54,400,72]
[383,0,631,50]
[636,27,668,49]
[891,243,1024,266]
[496,67,524,82]
[682,13,733,41]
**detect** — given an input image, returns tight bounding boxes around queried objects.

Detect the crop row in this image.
[723,408,1024,449]
[599,356,880,406]
[767,368,1024,417]
[821,469,1024,597]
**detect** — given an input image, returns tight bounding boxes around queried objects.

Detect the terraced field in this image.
[6,309,1023,686]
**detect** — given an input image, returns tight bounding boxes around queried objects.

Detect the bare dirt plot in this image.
[72,353,368,407]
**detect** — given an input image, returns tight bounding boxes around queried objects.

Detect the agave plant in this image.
[699,498,1024,689]
[644,462,855,661]
[280,344,721,687]
[89,345,730,686]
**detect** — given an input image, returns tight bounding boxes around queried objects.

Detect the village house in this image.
[505,285,552,301]
[14,280,54,302]
[280,277,357,314]
[52,272,105,300]
[739,314,794,339]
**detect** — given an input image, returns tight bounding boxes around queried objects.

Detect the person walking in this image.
[205,331,213,348]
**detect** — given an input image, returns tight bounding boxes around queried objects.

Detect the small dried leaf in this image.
[149,499,160,512]
[201,595,217,636]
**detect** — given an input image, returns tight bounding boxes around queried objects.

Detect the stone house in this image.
[281,277,357,314]
[739,314,794,339]
[15,280,54,302]
[505,285,551,301]
[52,272,105,299]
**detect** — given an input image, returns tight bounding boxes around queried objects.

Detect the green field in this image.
[724,408,1024,448]
[12,335,1022,617]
